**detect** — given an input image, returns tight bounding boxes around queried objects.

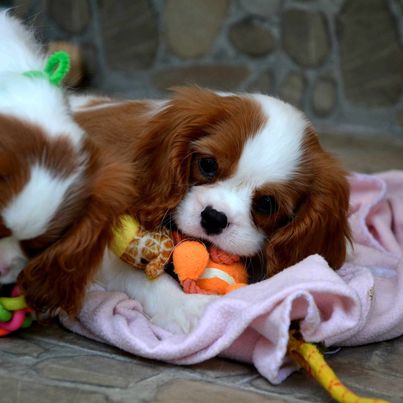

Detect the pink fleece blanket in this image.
[61,171,403,384]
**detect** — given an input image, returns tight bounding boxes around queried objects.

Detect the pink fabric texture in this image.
[60,171,403,384]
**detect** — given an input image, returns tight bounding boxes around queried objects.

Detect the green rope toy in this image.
[23,50,71,86]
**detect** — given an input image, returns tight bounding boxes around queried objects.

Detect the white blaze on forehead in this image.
[3,164,81,240]
[231,94,308,187]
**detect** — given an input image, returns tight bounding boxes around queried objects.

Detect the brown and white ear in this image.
[265,144,351,277]
[133,87,228,228]
[18,209,110,317]
[18,154,134,317]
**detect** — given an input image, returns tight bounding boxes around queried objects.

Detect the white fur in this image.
[175,182,265,255]
[0,11,43,73]
[3,164,81,240]
[68,94,114,112]
[175,94,308,256]
[239,94,307,185]
[69,94,168,117]
[0,237,26,284]
[96,252,216,334]
[0,11,84,147]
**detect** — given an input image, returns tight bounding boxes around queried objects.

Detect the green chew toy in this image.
[23,50,71,86]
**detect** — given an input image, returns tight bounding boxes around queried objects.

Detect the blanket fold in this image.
[61,171,403,384]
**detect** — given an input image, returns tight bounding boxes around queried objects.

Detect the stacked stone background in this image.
[5,0,403,137]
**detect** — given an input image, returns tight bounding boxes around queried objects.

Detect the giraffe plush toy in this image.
[111,215,175,280]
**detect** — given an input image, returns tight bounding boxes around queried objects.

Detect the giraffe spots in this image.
[119,225,175,279]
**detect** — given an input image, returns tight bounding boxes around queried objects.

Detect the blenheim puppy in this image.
[0,12,133,311]
[63,88,350,332]
[1,13,350,333]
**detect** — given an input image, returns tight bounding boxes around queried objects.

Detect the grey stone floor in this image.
[1,131,403,403]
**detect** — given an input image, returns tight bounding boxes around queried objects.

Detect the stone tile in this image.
[229,18,275,57]
[372,339,403,376]
[26,325,168,373]
[312,77,337,117]
[278,72,306,107]
[322,339,403,402]
[247,70,272,93]
[397,108,403,127]
[47,0,91,34]
[153,65,249,92]
[337,0,403,106]
[0,355,44,387]
[99,0,158,71]
[252,371,330,402]
[0,337,45,357]
[0,378,108,403]
[324,356,401,400]
[12,0,32,18]
[319,132,403,173]
[164,0,229,59]
[154,379,285,403]
[23,322,125,356]
[283,9,330,67]
[240,0,282,18]
[253,337,402,402]
[190,357,255,378]
[35,355,160,387]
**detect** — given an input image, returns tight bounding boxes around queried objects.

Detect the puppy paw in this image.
[150,293,216,334]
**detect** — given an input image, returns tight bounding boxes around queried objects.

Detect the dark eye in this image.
[253,195,279,215]
[141,258,149,265]
[198,157,218,180]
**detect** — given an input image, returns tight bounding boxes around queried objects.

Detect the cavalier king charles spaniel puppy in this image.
[1,12,350,333]
[0,11,88,282]
[61,87,350,332]
[0,12,133,310]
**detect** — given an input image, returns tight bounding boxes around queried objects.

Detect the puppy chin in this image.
[174,201,264,257]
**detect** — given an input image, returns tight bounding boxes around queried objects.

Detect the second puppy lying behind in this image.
[19,86,350,333]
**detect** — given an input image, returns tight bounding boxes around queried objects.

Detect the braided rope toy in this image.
[0,286,33,337]
[23,50,71,86]
[288,331,389,403]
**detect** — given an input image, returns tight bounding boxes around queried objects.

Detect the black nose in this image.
[200,206,228,235]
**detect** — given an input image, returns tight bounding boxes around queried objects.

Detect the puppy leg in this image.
[97,251,216,334]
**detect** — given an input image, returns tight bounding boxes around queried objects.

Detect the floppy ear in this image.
[265,135,351,276]
[133,87,228,228]
[18,151,135,317]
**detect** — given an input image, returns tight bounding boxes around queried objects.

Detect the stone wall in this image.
[7,0,403,137]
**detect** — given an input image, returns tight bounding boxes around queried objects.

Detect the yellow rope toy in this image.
[288,332,389,403]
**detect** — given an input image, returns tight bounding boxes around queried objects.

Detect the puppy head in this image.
[137,88,350,276]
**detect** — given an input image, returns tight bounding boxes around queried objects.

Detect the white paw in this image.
[150,293,216,334]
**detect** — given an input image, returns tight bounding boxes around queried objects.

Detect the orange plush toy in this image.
[172,240,248,295]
